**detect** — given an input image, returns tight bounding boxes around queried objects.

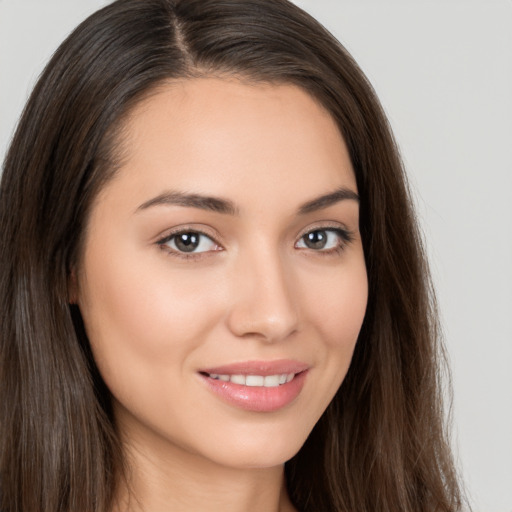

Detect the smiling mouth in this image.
[201,372,298,387]
[198,359,309,411]
[198,362,309,412]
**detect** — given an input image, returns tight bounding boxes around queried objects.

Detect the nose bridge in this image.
[226,239,299,342]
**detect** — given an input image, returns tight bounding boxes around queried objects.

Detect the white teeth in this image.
[246,375,264,387]
[208,373,296,387]
[263,375,280,387]
[230,374,246,385]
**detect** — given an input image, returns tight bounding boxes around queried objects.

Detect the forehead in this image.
[101,77,356,213]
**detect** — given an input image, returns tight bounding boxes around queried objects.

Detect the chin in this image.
[197,422,311,470]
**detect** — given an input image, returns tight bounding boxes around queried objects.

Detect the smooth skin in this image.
[73,77,368,512]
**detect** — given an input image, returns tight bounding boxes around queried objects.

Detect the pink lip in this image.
[198,359,310,413]
[200,359,309,376]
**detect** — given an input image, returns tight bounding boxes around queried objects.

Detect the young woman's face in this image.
[75,78,368,469]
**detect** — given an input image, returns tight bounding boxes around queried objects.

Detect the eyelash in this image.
[156,225,354,260]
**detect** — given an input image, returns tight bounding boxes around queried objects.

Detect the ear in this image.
[68,267,79,304]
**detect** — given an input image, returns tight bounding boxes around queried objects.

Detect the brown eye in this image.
[303,230,329,250]
[296,228,350,252]
[174,232,201,252]
[159,231,218,254]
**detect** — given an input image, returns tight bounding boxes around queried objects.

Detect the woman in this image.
[0,0,465,511]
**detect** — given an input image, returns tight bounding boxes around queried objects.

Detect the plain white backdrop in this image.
[1,1,511,511]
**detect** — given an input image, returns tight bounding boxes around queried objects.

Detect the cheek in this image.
[77,245,224,386]
[306,257,368,348]
[301,253,368,392]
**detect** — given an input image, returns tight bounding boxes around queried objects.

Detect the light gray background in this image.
[1,1,511,511]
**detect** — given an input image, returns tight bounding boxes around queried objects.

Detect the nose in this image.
[225,246,299,343]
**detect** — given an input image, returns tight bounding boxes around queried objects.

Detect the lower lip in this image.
[200,371,308,412]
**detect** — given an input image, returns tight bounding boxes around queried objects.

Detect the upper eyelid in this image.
[296,221,351,239]
[157,221,349,239]
[156,225,221,245]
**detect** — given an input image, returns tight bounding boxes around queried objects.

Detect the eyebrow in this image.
[136,186,359,216]
[137,191,239,215]
[297,187,359,214]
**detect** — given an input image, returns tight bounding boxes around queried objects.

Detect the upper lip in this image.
[200,359,310,376]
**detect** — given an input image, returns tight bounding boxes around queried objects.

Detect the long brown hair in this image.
[0,0,464,510]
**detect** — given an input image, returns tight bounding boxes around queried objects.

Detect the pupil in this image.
[305,230,327,249]
[175,232,200,252]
